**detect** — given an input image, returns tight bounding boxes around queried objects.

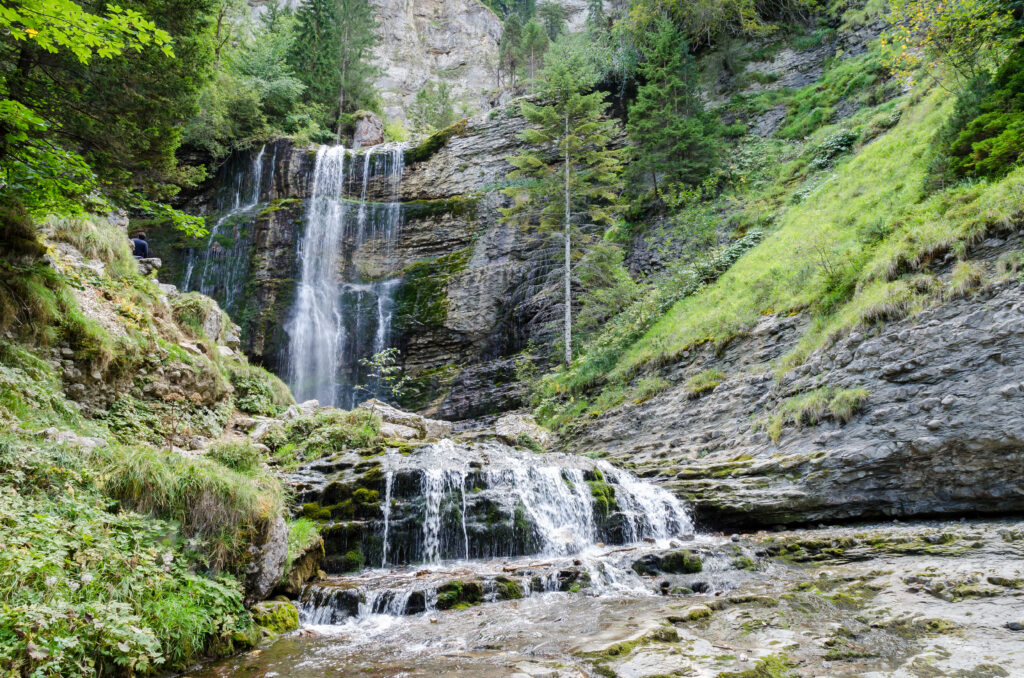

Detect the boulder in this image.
[358,398,452,439]
[380,421,421,440]
[41,428,107,451]
[283,399,321,421]
[244,513,289,607]
[353,111,384,148]
[136,257,162,276]
[275,535,325,598]
[252,600,299,634]
[494,413,552,449]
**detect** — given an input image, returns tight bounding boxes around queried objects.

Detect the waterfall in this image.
[285,143,407,408]
[381,469,394,568]
[598,461,692,542]
[421,467,469,564]
[182,144,268,314]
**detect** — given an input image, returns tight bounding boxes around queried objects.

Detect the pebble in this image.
[730,534,740,542]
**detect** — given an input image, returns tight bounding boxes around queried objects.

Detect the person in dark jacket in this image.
[131,232,149,258]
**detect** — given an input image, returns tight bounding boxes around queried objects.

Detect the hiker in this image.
[131,232,149,259]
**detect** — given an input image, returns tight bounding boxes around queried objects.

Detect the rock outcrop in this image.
[161,111,565,419]
[570,277,1024,528]
[370,0,502,121]
[353,111,385,148]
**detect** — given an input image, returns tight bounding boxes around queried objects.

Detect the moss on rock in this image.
[252,601,299,634]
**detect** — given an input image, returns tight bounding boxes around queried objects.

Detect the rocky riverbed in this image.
[184,518,1024,677]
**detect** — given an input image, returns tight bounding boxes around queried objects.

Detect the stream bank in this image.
[185,518,1024,677]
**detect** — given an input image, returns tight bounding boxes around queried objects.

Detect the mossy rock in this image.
[435,580,484,610]
[495,577,523,600]
[685,604,713,621]
[252,601,299,634]
[405,119,469,164]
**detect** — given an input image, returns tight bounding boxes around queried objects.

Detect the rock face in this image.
[370,0,502,121]
[245,514,290,607]
[569,278,1024,528]
[162,111,569,419]
[275,535,325,598]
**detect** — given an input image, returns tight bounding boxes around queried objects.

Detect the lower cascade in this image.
[287,436,708,626]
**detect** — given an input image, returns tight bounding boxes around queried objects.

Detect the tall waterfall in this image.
[286,143,407,408]
[182,144,271,315]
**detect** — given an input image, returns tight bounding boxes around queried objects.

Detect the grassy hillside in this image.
[534,23,1024,430]
[0,216,296,674]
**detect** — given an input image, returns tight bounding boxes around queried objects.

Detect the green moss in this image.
[257,198,302,218]
[435,580,484,610]
[393,248,472,330]
[732,556,758,571]
[716,654,798,678]
[495,578,523,600]
[588,481,618,518]
[405,119,469,164]
[660,550,703,574]
[402,194,481,220]
[252,601,299,634]
[686,369,726,397]
[342,547,365,572]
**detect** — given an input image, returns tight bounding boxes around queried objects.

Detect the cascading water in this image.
[285,143,407,408]
[181,144,270,315]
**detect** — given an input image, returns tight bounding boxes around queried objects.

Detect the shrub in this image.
[94,443,285,572]
[229,363,294,416]
[765,387,870,442]
[207,438,264,474]
[0,436,256,676]
[269,409,384,468]
[45,214,137,280]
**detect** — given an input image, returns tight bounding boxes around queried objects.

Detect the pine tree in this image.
[289,0,378,134]
[521,19,550,80]
[503,38,624,366]
[499,13,524,89]
[537,2,567,40]
[335,0,380,138]
[289,0,341,115]
[626,17,719,193]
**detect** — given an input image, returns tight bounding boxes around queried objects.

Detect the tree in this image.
[409,81,457,132]
[0,0,207,234]
[289,0,342,116]
[537,2,567,40]
[335,0,380,138]
[883,0,1016,88]
[521,19,549,79]
[499,13,524,89]
[626,17,719,193]
[503,37,625,366]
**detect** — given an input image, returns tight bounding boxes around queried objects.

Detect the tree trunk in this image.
[335,60,348,143]
[563,112,572,368]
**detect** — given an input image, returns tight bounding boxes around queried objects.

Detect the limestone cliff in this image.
[158,112,560,419]
[370,0,502,121]
[570,237,1024,527]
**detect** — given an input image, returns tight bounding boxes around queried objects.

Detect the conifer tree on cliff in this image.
[289,0,378,136]
[502,37,624,367]
[627,17,719,194]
